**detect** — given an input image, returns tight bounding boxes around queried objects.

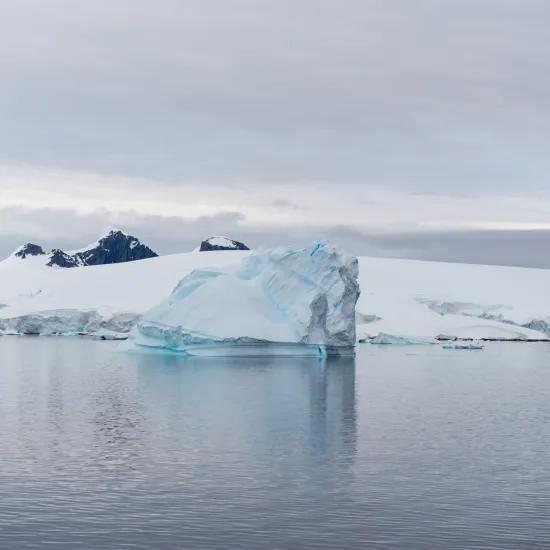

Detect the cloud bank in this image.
[1,1,549,266]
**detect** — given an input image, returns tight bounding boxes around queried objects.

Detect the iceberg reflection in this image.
[132,354,357,472]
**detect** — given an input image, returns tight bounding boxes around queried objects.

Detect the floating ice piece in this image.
[366,332,436,345]
[130,243,360,356]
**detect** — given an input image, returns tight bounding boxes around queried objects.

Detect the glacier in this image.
[130,243,360,357]
[0,240,549,342]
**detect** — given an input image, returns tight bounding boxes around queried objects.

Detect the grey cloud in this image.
[1,1,548,267]
[1,0,550,195]
[325,226,550,269]
[376,229,550,269]
[1,205,548,269]
[269,199,305,211]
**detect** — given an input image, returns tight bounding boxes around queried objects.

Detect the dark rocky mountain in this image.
[47,249,80,268]
[199,236,250,251]
[72,230,158,266]
[15,231,158,268]
[14,243,45,259]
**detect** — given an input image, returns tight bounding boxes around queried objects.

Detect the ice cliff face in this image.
[0,310,140,337]
[199,236,250,251]
[131,243,360,356]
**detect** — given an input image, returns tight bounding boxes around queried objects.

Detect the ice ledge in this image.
[0,309,140,337]
[132,321,355,357]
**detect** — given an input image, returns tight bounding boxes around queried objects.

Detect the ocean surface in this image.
[1,338,550,549]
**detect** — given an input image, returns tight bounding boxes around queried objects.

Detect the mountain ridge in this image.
[13,230,158,267]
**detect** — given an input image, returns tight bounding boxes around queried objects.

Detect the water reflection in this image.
[3,339,550,549]
[2,340,362,549]
[307,358,357,466]
[132,353,357,472]
[90,371,145,468]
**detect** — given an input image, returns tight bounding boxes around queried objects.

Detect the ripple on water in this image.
[1,338,550,548]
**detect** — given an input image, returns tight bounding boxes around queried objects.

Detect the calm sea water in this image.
[1,338,550,549]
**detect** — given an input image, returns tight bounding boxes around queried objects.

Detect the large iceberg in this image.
[130,243,360,357]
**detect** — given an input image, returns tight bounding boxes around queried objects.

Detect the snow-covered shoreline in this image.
[0,248,549,342]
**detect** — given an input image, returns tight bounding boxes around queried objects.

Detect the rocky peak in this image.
[47,249,79,268]
[14,243,45,259]
[13,231,158,268]
[74,230,158,266]
[199,236,250,251]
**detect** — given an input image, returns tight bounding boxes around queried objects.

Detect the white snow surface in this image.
[131,243,360,355]
[205,236,239,248]
[0,245,549,341]
[356,257,550,341]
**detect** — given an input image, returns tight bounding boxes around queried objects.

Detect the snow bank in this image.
[130,243,360,356]
[355,257,550,341]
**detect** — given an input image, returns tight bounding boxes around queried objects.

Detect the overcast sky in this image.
[1,0,550,266]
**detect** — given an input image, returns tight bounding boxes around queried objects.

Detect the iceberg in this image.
[129,243,360,357]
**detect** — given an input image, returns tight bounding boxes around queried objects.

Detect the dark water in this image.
[1,339,550,549]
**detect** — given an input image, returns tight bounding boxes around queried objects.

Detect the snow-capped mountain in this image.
[48,249,80,268]
[12,230,158,268]
[14,243,46,259]
[69,230,158,266]
[199,236,250,251]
